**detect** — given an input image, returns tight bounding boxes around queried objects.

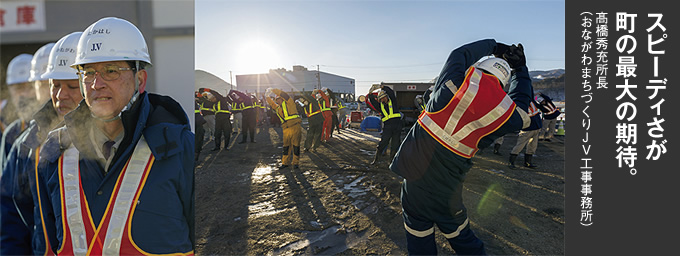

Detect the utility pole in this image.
[316,65,321,89]
[229,71,233,91]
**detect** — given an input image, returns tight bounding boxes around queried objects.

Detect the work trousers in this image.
[240,109,256,142]
[321,110,333,142]
[377,119,403,158]
[233,112,242,133]
[203,114,215,139]
[511,129,540,155]
[401,179,486,255]
[539,118,557,140]
[282,121,302,165]
[338,108,348,129]
[304,116,324,150]
[214,114,232,149]
[331,108,339,134]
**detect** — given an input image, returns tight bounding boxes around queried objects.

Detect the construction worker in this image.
[39,17,194,254]
[316,88,333,142]
[228,89,256,144]
[300,91,324,152]
[337,96,348,131]
[231,95,243,134]
[1,54,35,168]
[265,88,302,169]
[365,84,403,165]
[1,32,83,255]
[414,94,426,116]
[508,98,546,169]
[201,88,232,151]
[537,92,561,142]
[389,39,534,254]
[198,93,216,142]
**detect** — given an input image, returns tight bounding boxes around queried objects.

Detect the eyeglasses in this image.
[78,65,135,84]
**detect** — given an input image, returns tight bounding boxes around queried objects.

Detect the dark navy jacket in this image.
[41,92,194,254]
[1,100,60,255]
[390,39,534,185]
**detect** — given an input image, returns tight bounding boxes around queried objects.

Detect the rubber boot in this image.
[493,143,502,155]
[524,154,538,168]
[508,154,518,169]
[370,151,381,165]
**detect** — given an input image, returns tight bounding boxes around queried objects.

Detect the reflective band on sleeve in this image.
[516,107,531,129]
[445,80,458,92]
[442,218,469,239]
[102,136,152,255]
[62,146,88,256]
[404,223,435,238]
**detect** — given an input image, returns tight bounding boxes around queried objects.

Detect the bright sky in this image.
[195,0,565,96]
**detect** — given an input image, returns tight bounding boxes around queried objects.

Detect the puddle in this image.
[247,201,294,219]
[252,165,274,183]
[269,225,370,255]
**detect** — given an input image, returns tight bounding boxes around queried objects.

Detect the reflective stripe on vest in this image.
[543,103,557,115]
[34,147,55,256]
[199,103,213,113]
[380,99,401,122]
[215,101,231,114]
[338,101,345,109]
[305,102,322,117]
[231,102,243,111]
[320,100,331,112]
[58,136,192,255]
[194,109,200,114]
[281,101,300,121]
[417,67,516,158]
[528,102,540,117]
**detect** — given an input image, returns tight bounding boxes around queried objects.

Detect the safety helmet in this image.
[72,17,151,67]
[475,57,511,86]
[29,43,56,81]
[42,32,82,80]
[377,90,388,100]
[6,54,34,85]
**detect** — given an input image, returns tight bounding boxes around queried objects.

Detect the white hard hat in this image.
[29,43,56,81]
[6,54,34,85]
[72,17,152,67]
[42,32,82,80]
[475,57,511,86]
[377,90,388,100]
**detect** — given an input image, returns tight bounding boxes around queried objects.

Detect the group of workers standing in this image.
[195,86,349,169]
[1,17,194,255]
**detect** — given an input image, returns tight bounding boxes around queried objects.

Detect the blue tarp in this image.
[360,116,382,132]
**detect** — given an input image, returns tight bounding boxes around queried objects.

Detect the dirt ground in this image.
[195,120,564,255]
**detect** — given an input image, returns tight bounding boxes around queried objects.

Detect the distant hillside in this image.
[530,69,565,80]
[531,70,565,101]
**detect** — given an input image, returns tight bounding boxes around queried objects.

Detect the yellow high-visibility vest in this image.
[380,99,401,122]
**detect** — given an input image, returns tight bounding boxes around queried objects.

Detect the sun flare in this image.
[235,40,281,75]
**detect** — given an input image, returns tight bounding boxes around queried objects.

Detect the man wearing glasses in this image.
[40,17,194,255]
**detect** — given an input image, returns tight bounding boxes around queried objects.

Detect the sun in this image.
[235,40,281,75]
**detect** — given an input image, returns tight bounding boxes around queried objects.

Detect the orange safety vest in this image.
[57,137,194,256]
[417,67,516,159]
[528,101,540,117]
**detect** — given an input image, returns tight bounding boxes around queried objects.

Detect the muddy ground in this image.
[195,121,564,255]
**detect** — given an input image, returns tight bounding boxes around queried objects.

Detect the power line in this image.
[320,62,443,69]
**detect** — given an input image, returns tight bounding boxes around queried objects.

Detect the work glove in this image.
[265,88,273,98]
[503,43,526,68]
[494,42,511,58]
